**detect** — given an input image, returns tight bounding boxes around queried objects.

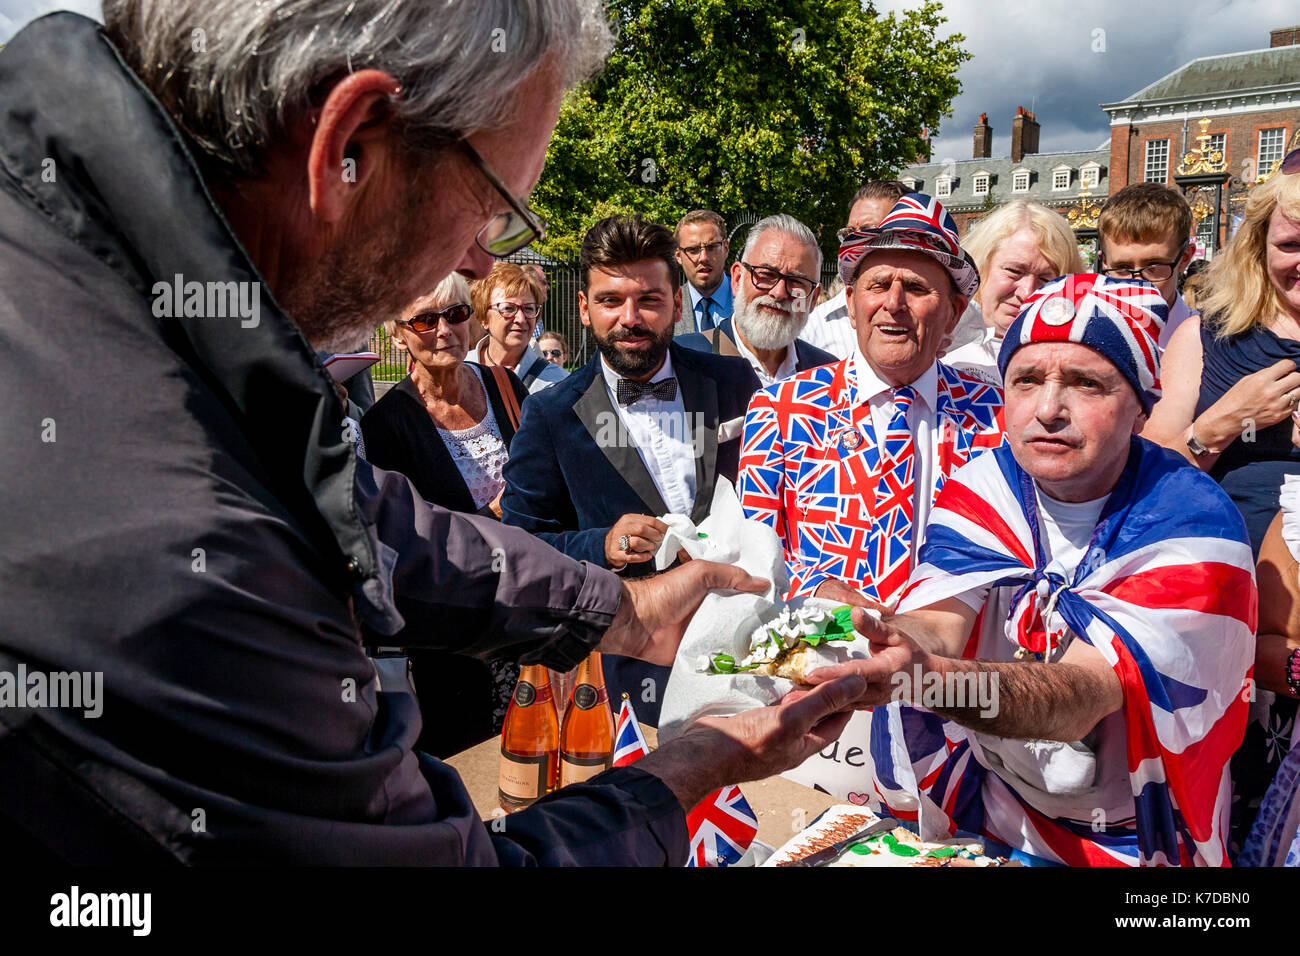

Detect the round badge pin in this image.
[838,428,862,452]
[1039,297,1076,326]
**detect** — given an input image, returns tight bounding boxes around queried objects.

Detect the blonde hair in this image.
[963,200,1085,292]
[1198,172,1300,336]
[384,272,473,336]
[470,261,544,329]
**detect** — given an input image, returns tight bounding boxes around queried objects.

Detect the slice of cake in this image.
[764,805,1010,867]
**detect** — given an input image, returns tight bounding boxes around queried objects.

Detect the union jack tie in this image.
[872,386,916,603]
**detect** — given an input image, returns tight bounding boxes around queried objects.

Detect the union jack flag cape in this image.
[611,698,758,865]
[880,438,1256,866]
[739,357,1005,605]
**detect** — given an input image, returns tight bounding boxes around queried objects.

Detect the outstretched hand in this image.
[601,560,769,666]
[794,606,930,710]
[638,674,866,810]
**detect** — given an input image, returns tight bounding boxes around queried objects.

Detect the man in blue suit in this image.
[502,215,760,724]
[677,213,836,386]
[673,209,734,334]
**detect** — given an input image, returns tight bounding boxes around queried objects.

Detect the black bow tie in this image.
[616,376,678,406]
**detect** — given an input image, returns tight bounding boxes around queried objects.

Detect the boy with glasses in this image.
[1097,182,1198,349]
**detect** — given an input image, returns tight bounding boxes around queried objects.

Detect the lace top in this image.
[435,367,508,510]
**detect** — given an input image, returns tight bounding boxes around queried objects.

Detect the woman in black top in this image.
[1144,156,1300,852]
[363,273,529,757]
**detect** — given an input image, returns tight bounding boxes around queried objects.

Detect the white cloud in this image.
[874,0,1298,163]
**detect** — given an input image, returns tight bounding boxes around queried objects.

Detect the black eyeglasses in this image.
[460,140,547,257]
[739,261,816,299]
[397,303,473,333]
[678,241,725,259]
[540,348,565,359]
[490,303,541,320]
[1100,241,1189,283]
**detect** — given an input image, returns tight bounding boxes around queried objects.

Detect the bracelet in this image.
[1286,647,1300,699]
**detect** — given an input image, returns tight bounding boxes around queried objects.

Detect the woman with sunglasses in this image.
[471,261,568,394]
[536,329,570,369]
[1143,150,1300,854]
[361,271,530,758]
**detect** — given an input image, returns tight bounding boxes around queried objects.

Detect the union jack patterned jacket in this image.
[738,356,1006,604]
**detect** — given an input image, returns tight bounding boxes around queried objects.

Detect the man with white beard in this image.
[677,214,836,386]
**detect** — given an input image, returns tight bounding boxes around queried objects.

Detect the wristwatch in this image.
[1186,425,1211,458]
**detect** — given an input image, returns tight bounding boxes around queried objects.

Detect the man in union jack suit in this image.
[810,275,1257,866]
[739,193,1007,610]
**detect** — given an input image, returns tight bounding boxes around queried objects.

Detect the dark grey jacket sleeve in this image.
[353,461,690,865]
[354,459,623,671]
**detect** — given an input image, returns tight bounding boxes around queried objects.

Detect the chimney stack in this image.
[1271,25,1299,47]
[973,112,992,159]
[1011,106,1040,163]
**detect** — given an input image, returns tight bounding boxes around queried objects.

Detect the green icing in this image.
[926,847,957,858]
[881,833,921,857]
[848,843,874,855]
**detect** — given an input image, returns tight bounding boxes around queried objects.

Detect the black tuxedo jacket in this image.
[501,343,759,723]
[501,343,759,567]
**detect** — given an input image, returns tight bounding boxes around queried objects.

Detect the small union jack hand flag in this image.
[612,694,650,767]
[686,785,758,867]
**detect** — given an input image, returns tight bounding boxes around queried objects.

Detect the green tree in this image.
[530,0,968,260]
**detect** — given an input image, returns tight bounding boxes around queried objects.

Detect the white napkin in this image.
[652,477,750,570]
[658,595,874,744]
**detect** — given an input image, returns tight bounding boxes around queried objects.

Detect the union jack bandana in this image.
[837,193,979,296]
[885,439,1256,866]
[998,274,1169,412]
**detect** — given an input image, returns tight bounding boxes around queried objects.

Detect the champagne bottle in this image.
[498,665,559,812]
[559,652,614,787]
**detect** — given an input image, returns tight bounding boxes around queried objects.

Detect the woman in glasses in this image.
[941,199,1085,384]
[471,261,567,394]
[1143,154,1300,855]
[361,271,530,757]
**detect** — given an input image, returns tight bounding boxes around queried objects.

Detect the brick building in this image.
[1101,25,1300,252]
[898,107,1110,240]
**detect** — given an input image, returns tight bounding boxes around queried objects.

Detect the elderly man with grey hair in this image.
[0,2,864,865]
[678,214,836,386]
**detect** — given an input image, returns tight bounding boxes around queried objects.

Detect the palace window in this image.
[1052,168,1071,190]
[1259,128,1287,176]
[1144,139,1169,183]
[972,173,989,196]
[1012,169,1030,192]
[1080,164,1100,188]
[935,174,952,198]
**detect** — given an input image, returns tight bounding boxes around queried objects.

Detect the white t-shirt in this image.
[800,288,856,359]
[942,326,1003,387]
[953,487,1135,830]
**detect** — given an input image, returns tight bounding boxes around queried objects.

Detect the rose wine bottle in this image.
[498,665,559,812]
[558,652,614,787]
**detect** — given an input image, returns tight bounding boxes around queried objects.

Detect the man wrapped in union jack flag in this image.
[738,193,1007,611]
[805,275,1258,865]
